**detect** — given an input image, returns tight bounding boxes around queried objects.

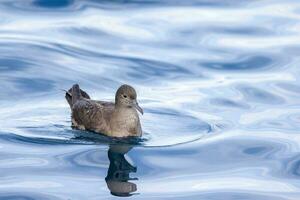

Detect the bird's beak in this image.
[133,101,143,115]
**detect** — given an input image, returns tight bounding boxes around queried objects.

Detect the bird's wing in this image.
[72,99,111,132]
[94,100,115,107]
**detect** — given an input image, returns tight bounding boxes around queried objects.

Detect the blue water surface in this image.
[0,0,300,199]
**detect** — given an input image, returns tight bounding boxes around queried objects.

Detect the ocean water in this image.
[0,0,300,199]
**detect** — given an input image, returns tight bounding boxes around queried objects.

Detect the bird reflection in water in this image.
[105,144,138,197]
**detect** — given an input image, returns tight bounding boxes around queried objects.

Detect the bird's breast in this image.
[110,109,140,136]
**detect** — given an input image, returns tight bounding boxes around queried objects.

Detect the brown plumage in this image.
[65,84,143,138]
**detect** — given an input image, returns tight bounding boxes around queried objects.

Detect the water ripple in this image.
[0,0,300,199]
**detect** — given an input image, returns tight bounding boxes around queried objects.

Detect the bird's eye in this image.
[123,95,127,98]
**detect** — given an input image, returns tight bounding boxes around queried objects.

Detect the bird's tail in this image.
[71,84,81,105]
[64,84,91,108]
